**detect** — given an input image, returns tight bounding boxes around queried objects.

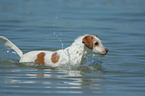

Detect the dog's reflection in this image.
[26,67,104,94]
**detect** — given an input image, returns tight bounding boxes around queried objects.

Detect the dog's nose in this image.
[105,48,109,53]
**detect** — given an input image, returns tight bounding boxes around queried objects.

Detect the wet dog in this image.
[0,34,108,67]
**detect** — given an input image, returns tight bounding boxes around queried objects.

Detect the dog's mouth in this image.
[98,52,107,55]
[98,48,109,55]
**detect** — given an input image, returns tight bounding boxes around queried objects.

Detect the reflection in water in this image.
[22,66,104,94]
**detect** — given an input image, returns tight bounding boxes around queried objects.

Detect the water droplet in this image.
[7,51,9,53]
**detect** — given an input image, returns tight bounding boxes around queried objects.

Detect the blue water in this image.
[0,0,145,96]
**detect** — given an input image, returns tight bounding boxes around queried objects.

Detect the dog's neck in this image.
[63,37,92,64]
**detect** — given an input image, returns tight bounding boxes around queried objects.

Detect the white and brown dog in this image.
[0,34,108,67]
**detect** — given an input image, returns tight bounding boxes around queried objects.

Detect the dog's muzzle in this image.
[99,48,109,55]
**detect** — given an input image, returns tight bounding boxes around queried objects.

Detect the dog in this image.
[0,34,108,67]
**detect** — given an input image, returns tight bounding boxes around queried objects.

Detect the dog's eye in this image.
[95,42,99,46]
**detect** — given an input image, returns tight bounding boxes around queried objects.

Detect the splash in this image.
[53,32,64,50]
[90,54,102,64]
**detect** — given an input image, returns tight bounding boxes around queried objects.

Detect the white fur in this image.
[0,34,108,67]
[0,36,23,57]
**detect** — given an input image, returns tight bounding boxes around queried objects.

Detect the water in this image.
[0,0,145,96]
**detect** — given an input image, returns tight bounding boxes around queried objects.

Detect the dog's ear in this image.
[82,36,93,49]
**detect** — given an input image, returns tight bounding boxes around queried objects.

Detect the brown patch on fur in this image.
[34,52,45,65]
[82,36,93,49]
[51,52,60,64]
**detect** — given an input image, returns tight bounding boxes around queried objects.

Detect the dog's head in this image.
[82,35,109,55]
